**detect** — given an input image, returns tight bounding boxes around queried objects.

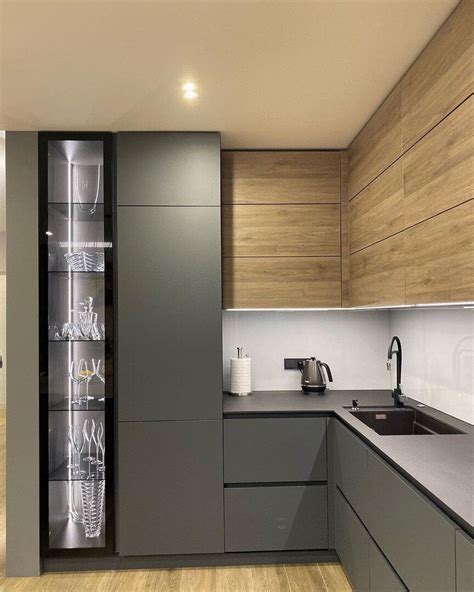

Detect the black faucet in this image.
[387,336,404,407]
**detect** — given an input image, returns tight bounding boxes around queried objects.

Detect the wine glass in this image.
[92,358,105,384]
[73,163,101,215]
[96,422,105,472]
[68,424,86,478]
[69,359,93,405]
[82,419,96,462]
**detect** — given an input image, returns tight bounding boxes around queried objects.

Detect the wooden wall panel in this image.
[401,0,473,152]
[223,257,341,308]
[349,235,405,307]
[222,204,340,257]
[403,97,473,228]
[348,84,402,199]
[222,151,340,205]
[405,200,474,304]
[349,161,404,254]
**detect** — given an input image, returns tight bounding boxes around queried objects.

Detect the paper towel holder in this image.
[229,346,252,397]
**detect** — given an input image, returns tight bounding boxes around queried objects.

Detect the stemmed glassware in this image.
[82,419,96,462]
[68,425,86,478]
[92,358,105,384]
[96,422,105,472]
[73,163,101,215]
[69,359,93,405]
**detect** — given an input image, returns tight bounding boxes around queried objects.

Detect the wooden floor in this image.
[0,409,352,591]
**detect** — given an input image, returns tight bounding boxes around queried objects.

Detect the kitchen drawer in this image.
[367,451,456,592]
[333,421,369,522]
[456,530,474,592]
[370,541,407,592]
[225,484,328,552]
[224,417,327,483]
[335,488,370,592]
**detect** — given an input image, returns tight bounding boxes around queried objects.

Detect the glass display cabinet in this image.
[39,133,114,554]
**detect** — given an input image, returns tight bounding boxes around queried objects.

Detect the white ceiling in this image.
[0,0,459,148]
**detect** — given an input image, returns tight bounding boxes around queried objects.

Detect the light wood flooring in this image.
[0,410,352,591]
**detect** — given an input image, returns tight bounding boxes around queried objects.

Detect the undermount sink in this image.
[348,407,465,436]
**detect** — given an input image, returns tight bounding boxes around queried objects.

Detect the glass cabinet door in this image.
[40,136,113,551]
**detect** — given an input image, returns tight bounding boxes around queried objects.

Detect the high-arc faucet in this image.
[387,336,405,407]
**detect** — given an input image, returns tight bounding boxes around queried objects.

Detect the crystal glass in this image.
[92,358,105,384]
[73,163,101,214]
[80,480,105,538]
[68,483,83,524]
[82,418,96,463]
[68,425,86,478]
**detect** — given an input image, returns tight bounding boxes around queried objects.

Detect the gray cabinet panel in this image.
[334,421,369,523]
[370,542,407,592]
[335,488,370,592]
[456,530,474,592]
[117,207,222,421]
[367,451,456,592]
[225,485,328,552]
[118,420,224,556]
[224,417,327,483]
[117,132,220,206]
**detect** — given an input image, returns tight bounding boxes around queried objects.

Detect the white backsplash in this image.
[223,311,392,393]
[390,309,474,424]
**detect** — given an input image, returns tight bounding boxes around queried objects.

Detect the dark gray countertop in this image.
[223,389,474,536]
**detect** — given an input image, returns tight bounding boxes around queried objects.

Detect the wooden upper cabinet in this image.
[222,204,340,257]
[348,84,402,200]
[405,200,474,304]
[349,234,405,307]
[401,0,473,152]
[403,98,473,228]
[349,161,404,254]
[221,151,340,204]
[223,257,341,309]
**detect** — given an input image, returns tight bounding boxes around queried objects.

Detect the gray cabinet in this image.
[366,451,456,592]
[224,417,327,483]
[117,420,224,556]
[225,485,328,552]
[335,488,370,592]
[456,530,474,592]
[370,542,407,592]
[117,206,222,421]
[117,132,220,206]
[333,420,369,522]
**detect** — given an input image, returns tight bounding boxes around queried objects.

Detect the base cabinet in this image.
[370,542,407,592]
[456,530,474,592]
[117,420,224,556]
[225,485,328,552]
[335,488,370,592]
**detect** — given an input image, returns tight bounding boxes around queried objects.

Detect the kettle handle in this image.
[319,361,333,382]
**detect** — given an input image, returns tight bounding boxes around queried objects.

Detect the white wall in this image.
[223,311,391,393]
[390,309,474,424]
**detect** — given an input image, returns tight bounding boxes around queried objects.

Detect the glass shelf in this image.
[49,458,105,482]
[48,398,105,412]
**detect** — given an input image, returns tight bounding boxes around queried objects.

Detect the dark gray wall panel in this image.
[224,417,327,483]
[334,488,370,592]
[334,420,369,523]
[455,530,474,592]
[5,132,41,576]
[367,451,456,592]
[118,420,224,556]
[117,206,222,421]
[370,542,407,592]
[117,132,220,206]
[225,485,328,552]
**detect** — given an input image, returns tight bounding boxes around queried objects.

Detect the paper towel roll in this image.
[230,357,252,396]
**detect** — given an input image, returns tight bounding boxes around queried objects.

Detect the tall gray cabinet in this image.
[116,132,224,555]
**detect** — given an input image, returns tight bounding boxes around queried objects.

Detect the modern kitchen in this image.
[2,0,473,591]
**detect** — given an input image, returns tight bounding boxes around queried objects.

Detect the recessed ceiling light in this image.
[182,81,198,100]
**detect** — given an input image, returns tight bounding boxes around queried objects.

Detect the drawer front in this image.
[224,417,327,483]
[367,451,456,592]
[335,488,370,592]
[370,541,407,592]
[225,485,328,552]
[456,530,474,592]
[333,421,369,522]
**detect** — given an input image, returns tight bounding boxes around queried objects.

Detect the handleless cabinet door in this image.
[117,132,220,206]
[118,420,224,555]
[456,530,474,592]
[370,542,407,592]
[117,206,222,421]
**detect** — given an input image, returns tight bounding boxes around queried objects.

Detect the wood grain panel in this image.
[350,234,405,307]
[401,0,473,151]
[403,97,473,228]
[349,161,404,254]
[340,152,350,307]
[222,204,340,257]
[348,83,402,199]
[223,257,341,308]
[222,151,341,204]
[405,200,474,303]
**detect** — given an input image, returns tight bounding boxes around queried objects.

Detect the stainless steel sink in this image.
[348,407,465,436]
